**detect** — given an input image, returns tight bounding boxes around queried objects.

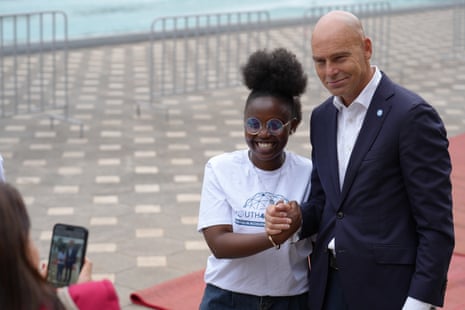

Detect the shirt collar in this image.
[333,66,382,111]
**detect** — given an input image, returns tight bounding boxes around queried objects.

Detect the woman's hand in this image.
[39,260,48,278]
[77,257,93,283]
[265,201,295,235]
[265,201,302,245]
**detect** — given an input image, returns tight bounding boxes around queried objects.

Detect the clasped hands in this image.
[265,200,302,246]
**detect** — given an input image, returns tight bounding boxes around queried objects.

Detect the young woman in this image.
[0,182,120,310]
[198,48,312,309]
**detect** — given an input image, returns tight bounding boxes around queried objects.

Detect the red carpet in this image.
[443,253,465,310]
[450,133,465,255]
[130,269,205,309]
[443,133,465,309]
[129,134,465,309]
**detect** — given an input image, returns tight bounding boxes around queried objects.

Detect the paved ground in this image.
[1,6,464,309]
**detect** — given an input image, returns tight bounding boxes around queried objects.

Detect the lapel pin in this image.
[377,109,383,117]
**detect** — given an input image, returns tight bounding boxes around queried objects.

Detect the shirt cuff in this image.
[402,296,436,310]
[290,227,302,244]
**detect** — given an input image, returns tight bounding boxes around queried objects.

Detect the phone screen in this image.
[46,223,88,288]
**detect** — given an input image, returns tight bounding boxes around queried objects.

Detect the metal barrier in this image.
[453,0,465,56]
[0,11,83,136]
[301,2,391,74]
[143,11,270,114]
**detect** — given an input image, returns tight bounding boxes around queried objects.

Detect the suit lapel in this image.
[328,106,341,197]
[340,75,394,201]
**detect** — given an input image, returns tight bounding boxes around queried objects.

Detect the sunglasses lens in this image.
[267,119,284,133]
[246,118,261,134]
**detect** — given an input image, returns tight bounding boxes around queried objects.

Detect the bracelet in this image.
[268,235,280,250]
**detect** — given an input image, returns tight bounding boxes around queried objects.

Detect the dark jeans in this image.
[200,283,309,310]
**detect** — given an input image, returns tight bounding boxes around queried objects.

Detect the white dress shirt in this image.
[328,66,381,251]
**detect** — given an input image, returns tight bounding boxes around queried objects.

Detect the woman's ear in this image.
[290,118,299,135]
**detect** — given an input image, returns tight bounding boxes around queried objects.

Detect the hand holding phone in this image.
[77,257,93,283]
[46,223,88,288]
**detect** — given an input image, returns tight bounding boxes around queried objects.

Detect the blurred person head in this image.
[0,183,65,310]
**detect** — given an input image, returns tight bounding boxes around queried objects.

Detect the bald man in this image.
[266,11,454,310]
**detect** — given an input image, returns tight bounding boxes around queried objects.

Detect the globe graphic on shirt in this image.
[244,192,288,210]
[234,192,289,227]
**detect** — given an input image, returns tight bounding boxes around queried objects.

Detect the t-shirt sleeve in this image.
[197,160,233,232]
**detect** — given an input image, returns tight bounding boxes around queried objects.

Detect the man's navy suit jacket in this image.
[301,73,454,310]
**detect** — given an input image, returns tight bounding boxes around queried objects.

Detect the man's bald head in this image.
[312,10,366,46]
[310,10,374,105]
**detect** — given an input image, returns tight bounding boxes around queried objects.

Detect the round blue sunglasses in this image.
[245,117,294,135]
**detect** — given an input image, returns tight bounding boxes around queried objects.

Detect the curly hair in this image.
[241,48,307,124]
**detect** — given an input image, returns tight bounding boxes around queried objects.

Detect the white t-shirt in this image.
[198,149,312,296]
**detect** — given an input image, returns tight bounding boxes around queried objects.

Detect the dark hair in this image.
[0,183,64,310]
[241,48,307,125]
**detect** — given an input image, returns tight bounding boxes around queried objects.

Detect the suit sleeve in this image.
[300,112,325,239]
[399,102,454,306]
[300,165,325,238]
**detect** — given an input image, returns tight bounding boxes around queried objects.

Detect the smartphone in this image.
[46,223,88,288]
